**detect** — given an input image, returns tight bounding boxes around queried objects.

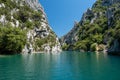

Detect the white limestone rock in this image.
[0,3,5,8]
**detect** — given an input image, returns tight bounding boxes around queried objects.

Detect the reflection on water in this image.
[0,51,120,80]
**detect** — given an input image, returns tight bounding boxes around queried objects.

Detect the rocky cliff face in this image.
[0,0,61,54]
[61,22,79,45]
[61,0,120,54]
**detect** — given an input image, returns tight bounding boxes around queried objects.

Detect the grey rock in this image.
[60,21,79,45]
[102,0,120,6]
[108,39,120,55]
[106,8,114,27]
[81,8,94,23]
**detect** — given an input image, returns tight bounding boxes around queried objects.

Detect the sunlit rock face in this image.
[25,0,62,53]
[0,0,62,53]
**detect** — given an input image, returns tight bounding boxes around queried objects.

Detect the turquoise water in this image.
[0,51,120,80]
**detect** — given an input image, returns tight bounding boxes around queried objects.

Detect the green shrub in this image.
[62,44,69,50]
[25,20,34,29]
[35,39,46,48]
[0,26,27,54]
[74,39,90,51]
[90,43,97,51]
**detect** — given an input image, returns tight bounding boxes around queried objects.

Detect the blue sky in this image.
[39,0,96,37]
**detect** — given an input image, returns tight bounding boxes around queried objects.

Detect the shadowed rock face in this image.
[103,0,120,5]
[108,39,120,54]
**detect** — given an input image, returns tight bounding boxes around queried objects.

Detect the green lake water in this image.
[0,51,120,80]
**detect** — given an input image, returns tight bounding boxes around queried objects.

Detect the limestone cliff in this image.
[0,0,61,54]
[61,0,120,54]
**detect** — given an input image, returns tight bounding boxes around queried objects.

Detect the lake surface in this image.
[0,51,120,80]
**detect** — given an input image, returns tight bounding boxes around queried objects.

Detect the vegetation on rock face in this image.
[62,0,120,52]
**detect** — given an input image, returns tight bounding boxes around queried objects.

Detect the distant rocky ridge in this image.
[0,0,61,54]
[61,0,120,54]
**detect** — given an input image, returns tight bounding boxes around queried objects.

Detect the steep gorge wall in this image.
[0,0,61,54]
[61,0,120,54]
